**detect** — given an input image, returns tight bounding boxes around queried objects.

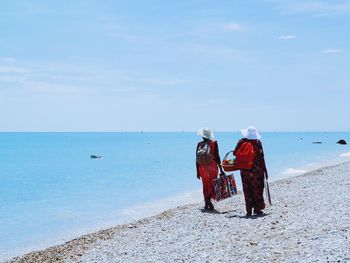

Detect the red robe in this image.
[234,138,267,214]
[196,140,220,201]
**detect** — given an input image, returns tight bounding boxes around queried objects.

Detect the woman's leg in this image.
[241,172,253,215]
[199,164,217,210]
[252,175,265,214]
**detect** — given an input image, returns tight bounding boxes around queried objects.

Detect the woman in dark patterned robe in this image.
[234,127,268,216]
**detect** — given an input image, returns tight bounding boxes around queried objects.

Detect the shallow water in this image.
[0,132,349,259]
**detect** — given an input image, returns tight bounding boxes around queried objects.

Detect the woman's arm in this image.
[258,140,268,179]
[213,141,225,175]
[195,143,200,179]
[233,139,244,155]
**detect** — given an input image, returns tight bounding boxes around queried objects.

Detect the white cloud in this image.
[287,2,326,13]
[0,76,26,82]
[221,23,244,32]
[104,23,164,45]
[142,78,184,87]
[0,57,17,63]
[191,22,245,38]
[321,49,343,54]
[26,81,84,94]
[188,44,239,59]
[274,0,350,16]
[278,34,297,40]
[0,66,32,74]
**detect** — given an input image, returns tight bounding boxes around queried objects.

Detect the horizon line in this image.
[0,130,349,133]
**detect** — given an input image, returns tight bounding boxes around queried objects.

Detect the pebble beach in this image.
[9,162,350,263]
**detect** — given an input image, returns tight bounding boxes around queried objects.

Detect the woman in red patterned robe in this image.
[196,128,225,210]
[234,127,268,216]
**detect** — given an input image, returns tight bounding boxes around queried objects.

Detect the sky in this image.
[0,0,349,132]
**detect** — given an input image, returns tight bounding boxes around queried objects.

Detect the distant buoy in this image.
[91,155,102,159]
[337,139,347,145]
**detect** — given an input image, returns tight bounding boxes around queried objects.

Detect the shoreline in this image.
[1,133,349,261]
[9,161,350,262]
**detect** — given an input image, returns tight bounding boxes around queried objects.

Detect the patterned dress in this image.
[196,140,220,202]
[234,138,267,214]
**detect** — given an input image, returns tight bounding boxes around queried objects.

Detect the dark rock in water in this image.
[91,155,102,159]
[312,142,322,144]
[337,139,347,145]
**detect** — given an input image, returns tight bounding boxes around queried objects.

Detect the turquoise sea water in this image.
[0,132,349,260]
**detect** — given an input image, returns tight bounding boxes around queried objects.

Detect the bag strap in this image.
[223,150,234,161]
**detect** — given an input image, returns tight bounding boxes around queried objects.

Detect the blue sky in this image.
[0,0,349,131]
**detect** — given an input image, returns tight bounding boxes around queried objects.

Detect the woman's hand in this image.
[218,164,225,176]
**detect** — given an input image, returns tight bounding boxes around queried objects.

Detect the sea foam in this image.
[282,168,308,176]
[340,151,350,157]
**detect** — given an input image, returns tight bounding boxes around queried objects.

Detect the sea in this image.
[1,132,349,260]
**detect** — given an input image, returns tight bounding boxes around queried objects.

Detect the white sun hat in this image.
[241,126,262,140]
[197,128,215,140]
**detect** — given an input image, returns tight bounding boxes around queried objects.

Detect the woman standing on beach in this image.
[196,128,225,211]
[234,126,268,216]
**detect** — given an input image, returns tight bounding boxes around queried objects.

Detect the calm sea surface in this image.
[0,132,349,259]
